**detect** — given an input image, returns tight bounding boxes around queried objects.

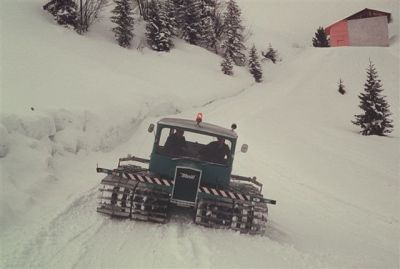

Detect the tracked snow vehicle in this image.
[97,114,276,234]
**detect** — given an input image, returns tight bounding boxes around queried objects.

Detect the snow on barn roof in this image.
[158,118,238,139]
[325,8,392,34]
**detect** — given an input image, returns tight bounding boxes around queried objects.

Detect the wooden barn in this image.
[325,8,392,47]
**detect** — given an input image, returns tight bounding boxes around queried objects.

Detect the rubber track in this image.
[194,198,268,235]
[97,184,170,223]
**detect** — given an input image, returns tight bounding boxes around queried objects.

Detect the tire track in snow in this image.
[184,226,213,268]
[10,186,106,268]
[168,221,209,268]
[7,181,331,268]
[201,87,249,108]
[130,210,213,268]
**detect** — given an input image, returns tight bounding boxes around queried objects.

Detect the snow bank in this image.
[1,113,56,141]
[0,102,180,157]
[51,109,86,132]
[53,128,84,153]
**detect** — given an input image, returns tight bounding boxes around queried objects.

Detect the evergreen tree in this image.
[171,0,184,31]
[221,0,246,66]
[146,0,173,52]
[163,0,179,36]
[212,3,225,53]
[312,26,329,47]
[221,54,233,75]
[43,0,58,16]
[338,79,346,95]
[248,45,262,83]
[181,0,202,45]
[43,0,78,28]
[111,0,134,48]
[262,43,279,63]
[199,0,218,51]
[352,61,393,136]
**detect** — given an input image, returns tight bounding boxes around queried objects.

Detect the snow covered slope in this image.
[1,0,399,268]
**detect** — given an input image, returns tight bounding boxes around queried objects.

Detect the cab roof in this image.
[158,118,238,140]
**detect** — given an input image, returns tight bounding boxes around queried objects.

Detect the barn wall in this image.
[329,21,349,47]
[348,16,389,47]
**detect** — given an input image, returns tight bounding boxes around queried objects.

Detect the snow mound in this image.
[0,101,181,158]
[53,128,84,154]
[1,113,56,141]
[51,109,87,132]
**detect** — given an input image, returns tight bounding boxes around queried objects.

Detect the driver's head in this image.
[217,137,225,144]
[176,128,184,136]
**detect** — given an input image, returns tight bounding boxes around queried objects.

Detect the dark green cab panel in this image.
[148,120,239,188]
[149,152,232,187]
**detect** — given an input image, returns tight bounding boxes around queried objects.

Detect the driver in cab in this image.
[199,137,230,164]
[163,128,187,156]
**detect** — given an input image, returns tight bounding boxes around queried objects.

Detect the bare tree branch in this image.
[75,0,108,33]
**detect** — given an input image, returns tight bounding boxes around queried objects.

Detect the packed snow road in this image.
[2,175,328,268]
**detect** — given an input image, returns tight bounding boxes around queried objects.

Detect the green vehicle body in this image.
[148,118,239,199]
[96,117,274,232]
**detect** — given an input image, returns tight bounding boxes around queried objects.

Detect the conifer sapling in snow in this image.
[146,0,173,52]
[111,0,134,48]
[262,43,279,63]
[248,45,262,83]
[338,79,346,95]
[312,26,329,47]
[221,54,233,76]
[352,60,393,136]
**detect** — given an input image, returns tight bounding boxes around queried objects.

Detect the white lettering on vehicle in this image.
[180,172,196,180]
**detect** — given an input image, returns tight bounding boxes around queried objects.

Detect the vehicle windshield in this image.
[156,127,232,165]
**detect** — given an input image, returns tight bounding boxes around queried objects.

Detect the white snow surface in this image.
[1,0,399,268]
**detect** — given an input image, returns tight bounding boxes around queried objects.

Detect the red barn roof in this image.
[325,8,391,35]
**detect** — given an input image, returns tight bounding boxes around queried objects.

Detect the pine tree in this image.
[221,54,233,75]
[181,0,202,45]
[248,45,262,83]
[163,0,179,37]
[43,0,78,28]
[352,61,393,136]
[212,3,225,53]
[262,43,279,63]
[338,79,346,95]
[312,26,329,47]
[43,0,58,16]
[171,0,184,32]
[146,0,173,52]
[198,0,218,51]
[111,0,134,48]
[221,0,246,66]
